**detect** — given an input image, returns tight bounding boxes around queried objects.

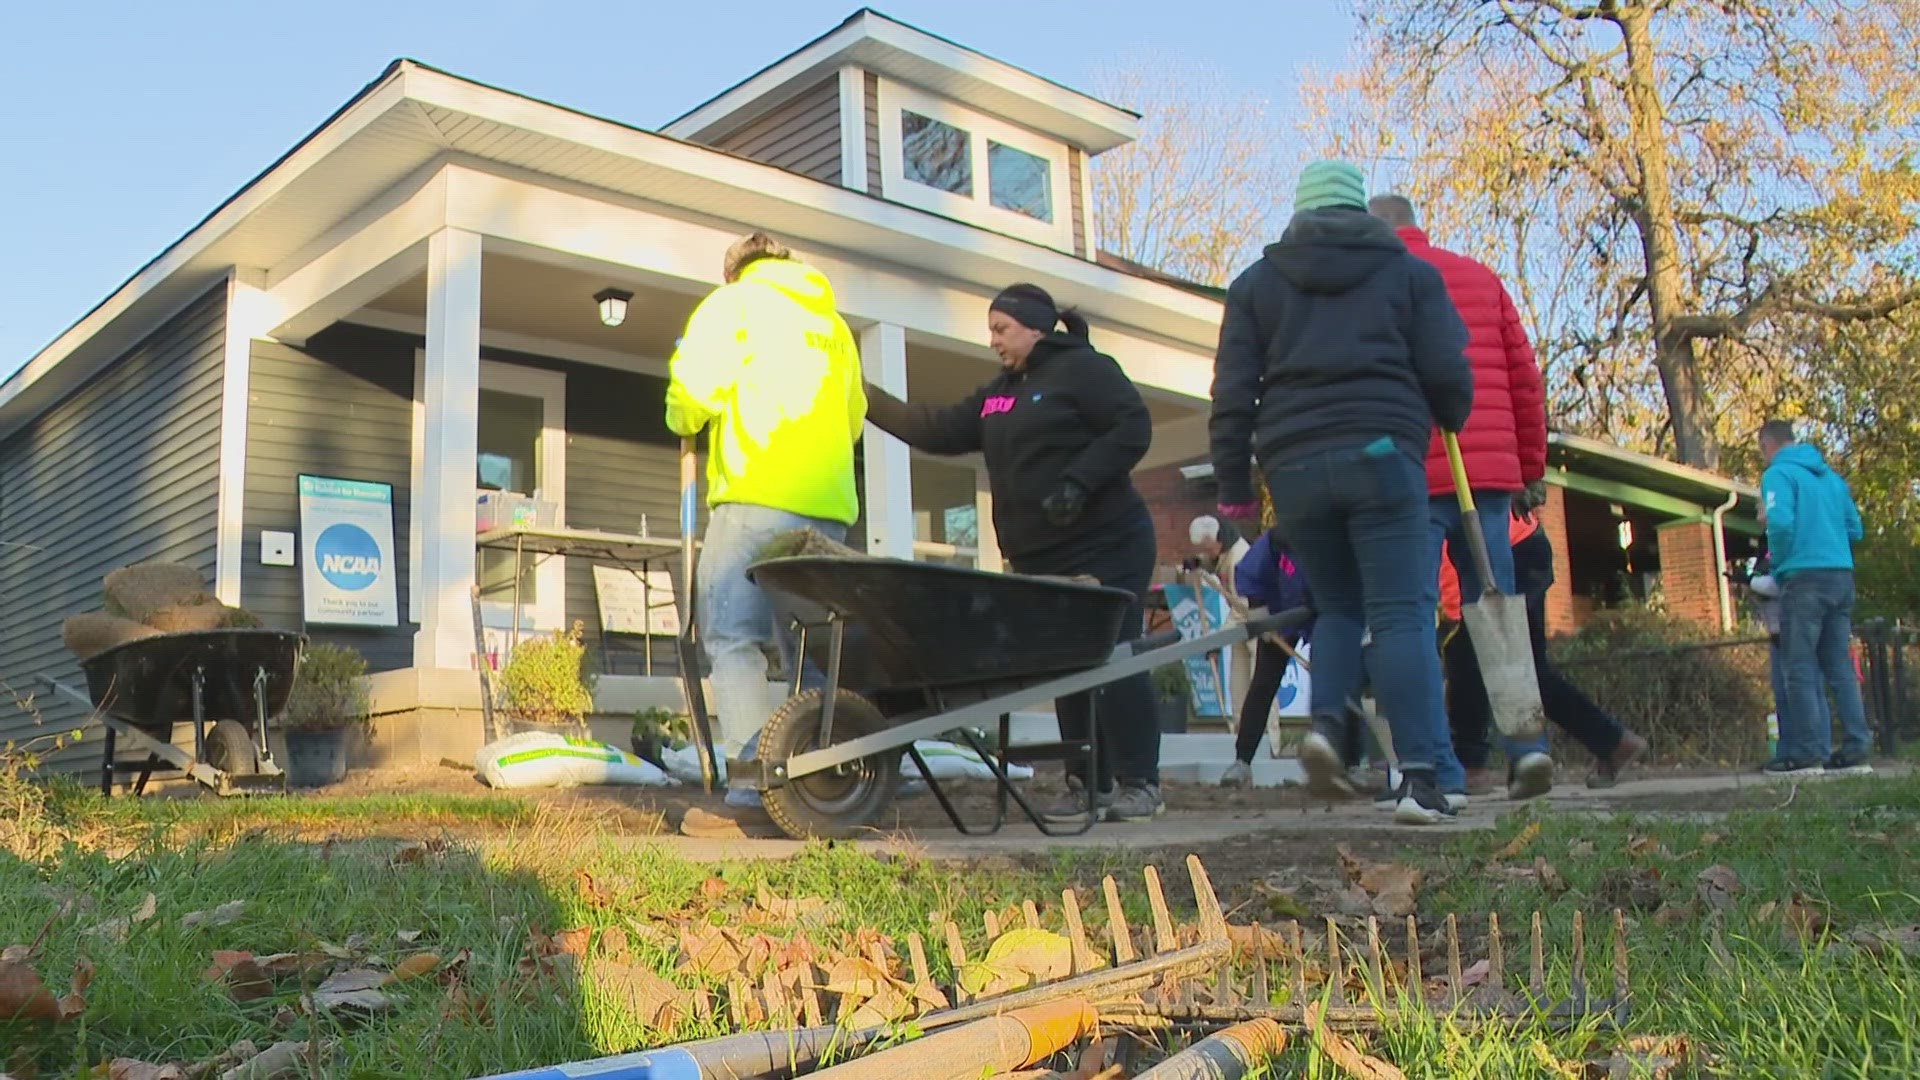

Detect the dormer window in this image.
[879,79,1073,251]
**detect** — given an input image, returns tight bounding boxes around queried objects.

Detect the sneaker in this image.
[1463,768,1497,796]
[1393,771,1458,826]
[1219,760,1253,788]
[1761,757,1825,778]
[1588,730,1648,789]
[1507,753,1555,801]
[1298,719,1357,800]
[1039,777,1113,823]
[1824,753,1874,777]
[1107,781,1165,822]
[1378,786,1468,812]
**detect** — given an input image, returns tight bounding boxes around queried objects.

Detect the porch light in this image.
[593,288,633,327]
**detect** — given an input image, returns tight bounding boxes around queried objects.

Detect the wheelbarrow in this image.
[38,629,305,797]
[722,554,1308,840]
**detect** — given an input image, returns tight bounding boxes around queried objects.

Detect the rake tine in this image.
[762,967,788,1028]
[1022,900,1042,930]
[1488,912,1505,992]
[1252,922,1271,1004]
[1104,876,1137,965]
[1063,889,1093,975]
[907,932,932,988]
[867,940,890,980]
[944,922,970,1004]
[1405,916,1422,990]
[1288,921,1307,1003]
[1326,917,1345,1008]
[694,985,714,1022]
[1187,855,1229,943]
[1613,908,1630,1002]
[1530,911,1547,997]
[728,976,749,1028]
[801,978,822,1028]
[985,910,1001,939]
[1571,910,1588,1006]
[1366,917,1387,1002]
[1145,865,1177,955]
[1447,913,1464,996]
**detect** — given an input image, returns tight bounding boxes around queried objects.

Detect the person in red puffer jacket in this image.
[1370,194,1552,800]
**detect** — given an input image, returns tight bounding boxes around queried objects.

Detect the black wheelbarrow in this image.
[39,629,306,797]
[717,555,1308,840]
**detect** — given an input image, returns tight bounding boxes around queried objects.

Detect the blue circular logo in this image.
[315,524,382,591]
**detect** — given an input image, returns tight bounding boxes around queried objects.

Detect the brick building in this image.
[1143,431,1762,637]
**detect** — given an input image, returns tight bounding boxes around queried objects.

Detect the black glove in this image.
[1517,480,1549,512]
[1180,556,1203,572]
[1042,480,1088,527]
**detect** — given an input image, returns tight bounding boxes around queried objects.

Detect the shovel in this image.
[1443,432,1546,739]
[677,437,722,792]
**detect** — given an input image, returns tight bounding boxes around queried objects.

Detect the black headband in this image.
[990,292,1058,332]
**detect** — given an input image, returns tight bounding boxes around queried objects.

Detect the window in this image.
[476,387,548,608]
[901,111,972,197]
[988,141,1052,222]
[877,80,1072,250]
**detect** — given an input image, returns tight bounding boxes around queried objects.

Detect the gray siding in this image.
[1069,147,1089,258]
[0,285,226,769]
[709,77,842,184]
[242,325,417,672]
[865,72,882,195]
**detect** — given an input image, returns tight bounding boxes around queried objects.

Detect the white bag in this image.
[902,739,1035,782]
[475,732,675,790]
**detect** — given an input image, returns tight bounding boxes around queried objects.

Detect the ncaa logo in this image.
[315,524,382,591]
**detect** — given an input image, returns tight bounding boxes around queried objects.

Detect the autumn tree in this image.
[1336,0,1920,468]
[1088,58,1291,288]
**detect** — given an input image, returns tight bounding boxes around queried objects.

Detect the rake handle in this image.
[1443,432,1501,601]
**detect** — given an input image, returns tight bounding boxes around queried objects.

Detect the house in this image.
[0,9,1230,770]
[1142,431,1764,637]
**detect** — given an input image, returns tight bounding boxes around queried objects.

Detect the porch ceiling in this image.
[906,340,1199,425]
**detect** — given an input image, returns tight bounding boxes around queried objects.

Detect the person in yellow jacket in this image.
[666,232,866,818]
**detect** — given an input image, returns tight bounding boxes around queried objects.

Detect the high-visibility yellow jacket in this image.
[665,259,866,525]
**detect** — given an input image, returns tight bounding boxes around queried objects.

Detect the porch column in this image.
[974,465,1002,572]
[414,228,484,670]
[860,323,915,558]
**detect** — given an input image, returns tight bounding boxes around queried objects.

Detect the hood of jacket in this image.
[1019,331,1093,375]
[1771,442,1832,478]
[737,257,837,313]
[1263,209,1407,295]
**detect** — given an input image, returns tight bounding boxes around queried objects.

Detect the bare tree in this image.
[1089,57,1291,288]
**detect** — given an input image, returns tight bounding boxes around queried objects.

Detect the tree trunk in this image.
[1617,2,1720,469]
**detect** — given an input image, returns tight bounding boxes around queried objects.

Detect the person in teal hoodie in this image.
[1758,419,1871,777]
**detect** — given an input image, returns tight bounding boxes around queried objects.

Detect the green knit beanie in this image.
[1293,160,1367,213]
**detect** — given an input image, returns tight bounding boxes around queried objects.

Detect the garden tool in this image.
[1444,432,1547,739]
[678,437,722,792]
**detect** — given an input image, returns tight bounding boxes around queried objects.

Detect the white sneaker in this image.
[1219,760,1253,788]
[1508,753,1555,801]
[1298,724,1357,800]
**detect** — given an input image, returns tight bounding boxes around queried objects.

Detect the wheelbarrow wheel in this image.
[203,719,258,776]
[759,689,899,841]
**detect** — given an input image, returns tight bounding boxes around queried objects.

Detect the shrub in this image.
[499,622,598,729]
[1549,605,1772,766]
[1152,662,1192,700]
[283,642,372,733]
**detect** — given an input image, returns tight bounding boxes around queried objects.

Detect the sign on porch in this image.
[1161,581,1234,718]
[591,565,679,637]
[297,475,399,627]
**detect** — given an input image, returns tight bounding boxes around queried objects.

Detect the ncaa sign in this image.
[297,475,399,627]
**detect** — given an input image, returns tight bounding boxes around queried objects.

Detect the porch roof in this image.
[2,56,1221,441]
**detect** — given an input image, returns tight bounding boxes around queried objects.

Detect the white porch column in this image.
[414,228,484,670]
[860,322,915,559]
[974,465,1003,572]
[214,270,271,607]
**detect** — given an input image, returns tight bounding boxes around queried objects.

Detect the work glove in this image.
[1517,479,1549,512]
[1042,480,1088,526]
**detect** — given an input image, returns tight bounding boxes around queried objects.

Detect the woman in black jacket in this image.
[864,283,1162,824]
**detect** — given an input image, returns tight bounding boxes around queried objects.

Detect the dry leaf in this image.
[1627,836,1667,859]
[1588,1034,1690,1079]
[218,1040,317,1080]
[1843,924,1920,957]
[699,877,729,901]
[1599,867,1665,912]
[181,900,248,931]
[576,870,616,910]
[676,925,748,981]
[1776,893,1829,947]
[1652,902,1699,928]
[392,953,441,982]
[1533,858,1568,897]
[1491,822,1542,862]
[1458,958,1491,988]
[395,930,423,945]
[591,958,685,1028]
[204,952,276,1003]
[86,893,158,943]
[107,1060,189,1080]
[959,929,1074,996]
[1338,847,1423,918]
[754,884,844,925]
[1307,1000,1407,1079]
[0,955,62,1021]
[1700,832,1724,846]
[1695,865,1743,912]
[1568,839,1596,858]
[1227,923,1295,962]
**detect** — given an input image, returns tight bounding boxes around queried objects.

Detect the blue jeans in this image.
[1266,439,1452,784]
[1778,569,1870,762]
[1426,492,1546,778]
[696,503,847,758]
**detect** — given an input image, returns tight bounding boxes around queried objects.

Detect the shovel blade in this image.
[1460,595,1546,739]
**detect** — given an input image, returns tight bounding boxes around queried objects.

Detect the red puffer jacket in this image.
[1397,228,1547,495]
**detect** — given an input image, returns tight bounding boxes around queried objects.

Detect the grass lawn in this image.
[3,765,1917,1078]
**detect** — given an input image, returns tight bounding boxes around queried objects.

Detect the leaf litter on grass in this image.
[0,944,90,1022]
[1336,845,1423,918]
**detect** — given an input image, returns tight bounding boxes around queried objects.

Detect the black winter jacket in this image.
[864,333,1153,563]
[1208,209,1474,506]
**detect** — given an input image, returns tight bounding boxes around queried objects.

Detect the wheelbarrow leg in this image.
[134,755,160,796]
[958,724,1096,837]
[100,725,117,798]
[910,742,1006,837]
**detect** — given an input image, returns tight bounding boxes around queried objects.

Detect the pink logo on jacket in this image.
[980,395,1018,417]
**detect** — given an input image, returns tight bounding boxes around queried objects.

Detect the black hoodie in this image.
[1208,208,1474,505]
[864,332,1152,563]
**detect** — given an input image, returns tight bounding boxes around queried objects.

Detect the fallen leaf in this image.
[1458,958,1491,988]
[591,957,685,1028]
[551,928,593,959]
[1588,1034,1691,1079]
[958,928,1074,996]
[1627,836,1666,859]
[1776,893,1829,947]
[392,953,441,982]
[315,941,354,961]
[1338,847,1423,918]
[315,968,390,995]
[0,955,63,1021]
[1227,924,1295,962]
[1695,865,1743,913]
[443,983,492,1023]
[181,900,248,931]
[218,1040,318,1080]
[1598,867,1665,912]
[1533,858,1568,897]
[699,877,729,901]
[395,930,423,945]
[86,893,158,943]
[576,870,616,910]
[107,1060,189,1080]
[676,925,748,981]
[204,952,276,1003]
[1307,1000,1407,1079]
[1843,924,1920,958]
[1700,832,1724,846]
[1652,902,1699,928]
[1332,885,1375,918]
[1569,840,1597,858]
[1491,822,1542,862]
[754,884,844,926]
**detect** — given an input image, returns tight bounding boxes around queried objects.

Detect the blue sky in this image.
[0,1,1353,375]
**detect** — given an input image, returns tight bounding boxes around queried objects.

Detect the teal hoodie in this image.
[1761,443,1864,578]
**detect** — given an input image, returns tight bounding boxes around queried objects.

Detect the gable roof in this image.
[663,8,1141,154]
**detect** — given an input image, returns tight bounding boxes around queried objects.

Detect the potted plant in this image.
[282,642,371,787]
[1152,663,1192,734]
[498,622,599,735]
[630,706,690,770]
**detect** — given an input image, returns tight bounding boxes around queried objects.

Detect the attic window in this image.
[877,79,1073,251]
[988,141,1052,222]
[901,111,972,197]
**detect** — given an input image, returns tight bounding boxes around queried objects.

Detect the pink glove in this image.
[1217,502,1259,521]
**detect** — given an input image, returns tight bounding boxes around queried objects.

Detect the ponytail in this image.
[1057,306,1091,342]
